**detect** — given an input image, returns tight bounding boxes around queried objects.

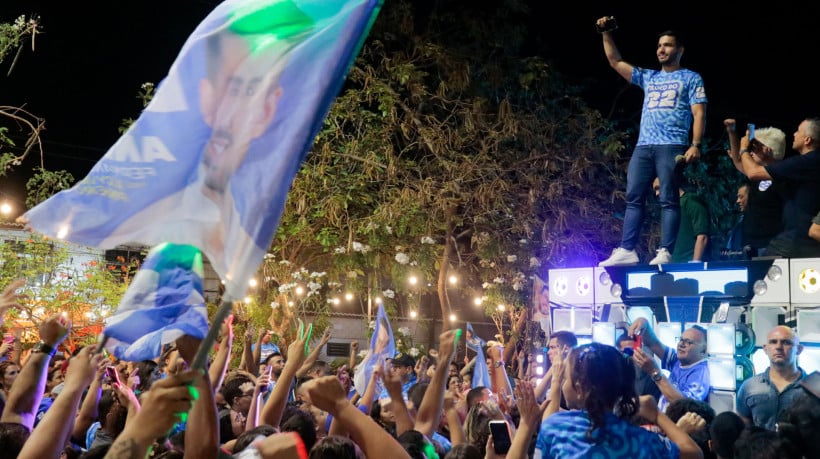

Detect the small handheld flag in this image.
[102,243,209,361]
[353,303,394,396]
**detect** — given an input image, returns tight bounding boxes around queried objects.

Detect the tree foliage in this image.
[250,0,629,334]
[0,232,130,350]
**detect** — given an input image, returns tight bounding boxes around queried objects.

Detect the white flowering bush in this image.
[393,324,426,358]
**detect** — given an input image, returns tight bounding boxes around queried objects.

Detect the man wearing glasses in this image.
[736,326,806,430]
[628,318,710,412]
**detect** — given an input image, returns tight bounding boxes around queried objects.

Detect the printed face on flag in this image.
[19,0,385,301]
[199,32,288,198]
[373,316,391,354]
[465,322,485,352]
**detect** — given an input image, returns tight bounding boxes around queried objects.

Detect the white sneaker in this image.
[649,248,671,265]
[598,248,639,267]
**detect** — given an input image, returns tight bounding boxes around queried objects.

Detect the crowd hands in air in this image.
[1,278,817,459]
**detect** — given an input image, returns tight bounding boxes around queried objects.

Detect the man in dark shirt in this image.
[724,120,787,256]
[739,118,820,257]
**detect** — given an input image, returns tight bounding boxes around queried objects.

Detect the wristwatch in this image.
[493,360,504,369]
[33,341,57,358]
[651,370,662,382]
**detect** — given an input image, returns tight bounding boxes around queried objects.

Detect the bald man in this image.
[736,326,806,430]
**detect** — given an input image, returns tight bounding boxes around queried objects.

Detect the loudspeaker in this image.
[789,258,820,304]
[751,258,790,305]
[548,267,595,305]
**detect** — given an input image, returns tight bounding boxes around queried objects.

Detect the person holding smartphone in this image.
[736,117,820,257]
[596,17,707,267]
[724,118,788,257]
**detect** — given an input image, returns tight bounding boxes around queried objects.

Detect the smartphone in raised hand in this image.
[105,366,121,386]
[489,420,512,454]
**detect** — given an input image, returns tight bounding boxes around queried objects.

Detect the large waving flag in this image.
[103,243,209,361]
[19,0,383,299]
[353,303,394,396]
[465,322,486,353]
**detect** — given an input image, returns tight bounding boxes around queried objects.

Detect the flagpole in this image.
[191,298,233,371]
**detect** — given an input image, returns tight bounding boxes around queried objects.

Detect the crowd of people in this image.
[0,277,818,459]
[0,13,819,459]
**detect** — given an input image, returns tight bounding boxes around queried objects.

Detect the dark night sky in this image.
[2,0,820,206]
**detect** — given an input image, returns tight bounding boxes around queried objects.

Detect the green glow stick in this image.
[304,323,313,355]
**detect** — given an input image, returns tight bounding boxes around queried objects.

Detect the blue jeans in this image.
[620,144,687,251]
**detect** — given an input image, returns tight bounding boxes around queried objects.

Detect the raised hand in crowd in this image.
[348,339,359,370]
[241,431,308,459]
[382,359,414,437]
[1,313,70,429]
[543,346,567,421]
[240,325,257,375]
[443,389,466,446]
[676,411,707,435]
[0,279,24,325]
[296,326,331,377]
[506,381,546,459]
[415,329,459,438]
[304,375,411,459]
[71,352,110,443]
[637,395,703,459]
[259,325,309,428]
[210,314,234,392]
[245,371,271,432]
[19,345,105,459]
[104,369,200,459]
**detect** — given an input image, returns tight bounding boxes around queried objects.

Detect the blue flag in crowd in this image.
[103,243,209,361]
[353,303,395,396]
[465,322,486,352]
[20,0,383,299]
[472,348,492,389]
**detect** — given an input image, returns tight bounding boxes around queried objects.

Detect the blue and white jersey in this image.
[633,67,706,146]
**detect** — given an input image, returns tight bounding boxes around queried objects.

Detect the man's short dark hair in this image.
[309,435,364,459]
[282,408,318,451]
[665,397,715,424]
[221,374,252,405]
[0,422,29,459]
[466,386,488,409]
[397,430,429,459]
[733,426,800,459]
[550,330,578,348]
[407,382,428,411]
[264,351,283,365]
[234,425,277,453]
[709,411,745,458]
[658,29,684,47]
